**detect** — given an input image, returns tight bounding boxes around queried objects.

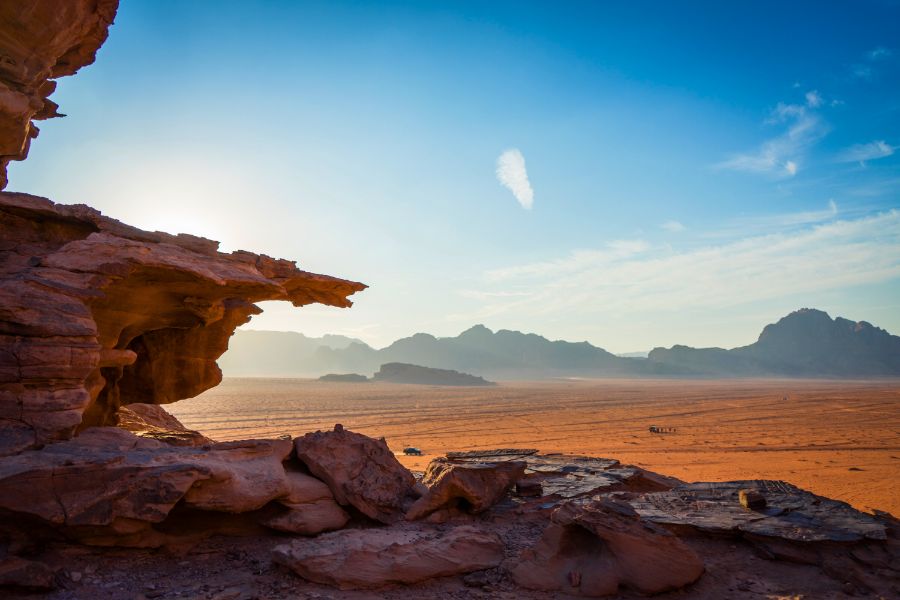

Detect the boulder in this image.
[512,497,704,596]
[0,427,293,545]
[115,402,212,446]
[272,525,504,589]
[294,425,416,523]
[261,471,349,535]
[0,556,56,591]
[406,457,525,520]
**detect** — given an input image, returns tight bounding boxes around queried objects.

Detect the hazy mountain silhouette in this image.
[648,308,900,377]
[221,309,899,379]
[218,330,364,376]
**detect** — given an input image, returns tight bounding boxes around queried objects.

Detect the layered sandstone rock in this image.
[115,402,212,447]
[0,0,119,189]
[294,424,417,523]
[406,457,526,520]
[512,497,704,597]
[0,427,297,546]
[272,525,505,589]
[260,471,350,535]
[0,192,365,457]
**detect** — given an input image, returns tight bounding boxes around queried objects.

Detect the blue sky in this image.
[9,0,900,352]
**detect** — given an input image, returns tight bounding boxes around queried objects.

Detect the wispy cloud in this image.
[805,90,823,108]
[717,97,827,178]
[836,140,895,164]
[867,46,892,61]
[496,149,534,210]
[661,220,686,232]
[473,210,900,319]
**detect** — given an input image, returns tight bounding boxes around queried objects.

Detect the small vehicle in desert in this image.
[403,447,423,456]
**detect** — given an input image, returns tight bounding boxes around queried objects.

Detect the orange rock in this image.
[512,497,704,596]
[0,192,365,456]
[115,403,212,447]
[260,470,350,535]
[405,457,525,520]
[272,524,504,589]
[0,0,119,189]
[294,425,416,523]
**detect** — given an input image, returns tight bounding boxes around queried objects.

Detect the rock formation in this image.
[115,402,212,447]
[373,362,495,386]
[0,192,365,457]
[272,525,505,589]
[0,0,119,189]
[406,457,526,520]
[294,424,417,523]
[260,471,350,535]
[512,498,705,596]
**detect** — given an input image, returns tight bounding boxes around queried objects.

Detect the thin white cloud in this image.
[784,160,798,176]
[475,211,900,319]
[805,90,823,108]
[867,47,891,61]
[661,220,686,232]
[836,140,895,164]
[496,149,534,210]
[717,100,827,178]
[701,200,838,238]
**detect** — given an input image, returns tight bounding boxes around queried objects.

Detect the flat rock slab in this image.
[444,449,660,501]
[629,480,887,543]
[272,525,504,589]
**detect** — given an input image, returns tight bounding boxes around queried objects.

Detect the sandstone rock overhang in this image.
[0,192,366,456]
[0,0,119,189]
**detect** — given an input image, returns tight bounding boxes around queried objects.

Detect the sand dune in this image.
[169,378,900,515]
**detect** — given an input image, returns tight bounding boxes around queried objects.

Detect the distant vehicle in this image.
[403,447,423,456]
[649,425,676,434]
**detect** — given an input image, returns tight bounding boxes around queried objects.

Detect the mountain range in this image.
[221,309,900,379]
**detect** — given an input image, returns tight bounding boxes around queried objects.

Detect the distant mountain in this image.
[647,309,900,377]
[220,310,900,379]
[372,363,495,386]
[218,330,367,376]
[309,324,682,379]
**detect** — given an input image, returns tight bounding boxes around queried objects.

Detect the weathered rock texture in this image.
[260,471,350,535]
[0,192,365,457]
[294,425,416,523]
[0,427,295,546]
[0,0,119,189]
[406,457,525,520]
[272,525,505,589]
[512,497,705,597]
[115,402,212,447]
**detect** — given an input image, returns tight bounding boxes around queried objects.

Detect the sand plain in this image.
[168,378,900,516]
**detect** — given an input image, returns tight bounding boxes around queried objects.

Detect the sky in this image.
[9,0,900,353]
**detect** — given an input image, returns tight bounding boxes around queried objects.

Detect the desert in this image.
[170,377,900,516]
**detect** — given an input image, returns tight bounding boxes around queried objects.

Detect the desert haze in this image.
[170,377,900,515]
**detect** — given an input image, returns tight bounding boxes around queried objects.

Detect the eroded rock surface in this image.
[115,403,212,447]
[629,480,887,542]
[0,427,294,546]
[512,497,704,597]
[294,424,416,523]
[260,471,349,535]
[0,192,365,456]
[272,524,505,589]
[0,0,118,189]
[406,457,526,520]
